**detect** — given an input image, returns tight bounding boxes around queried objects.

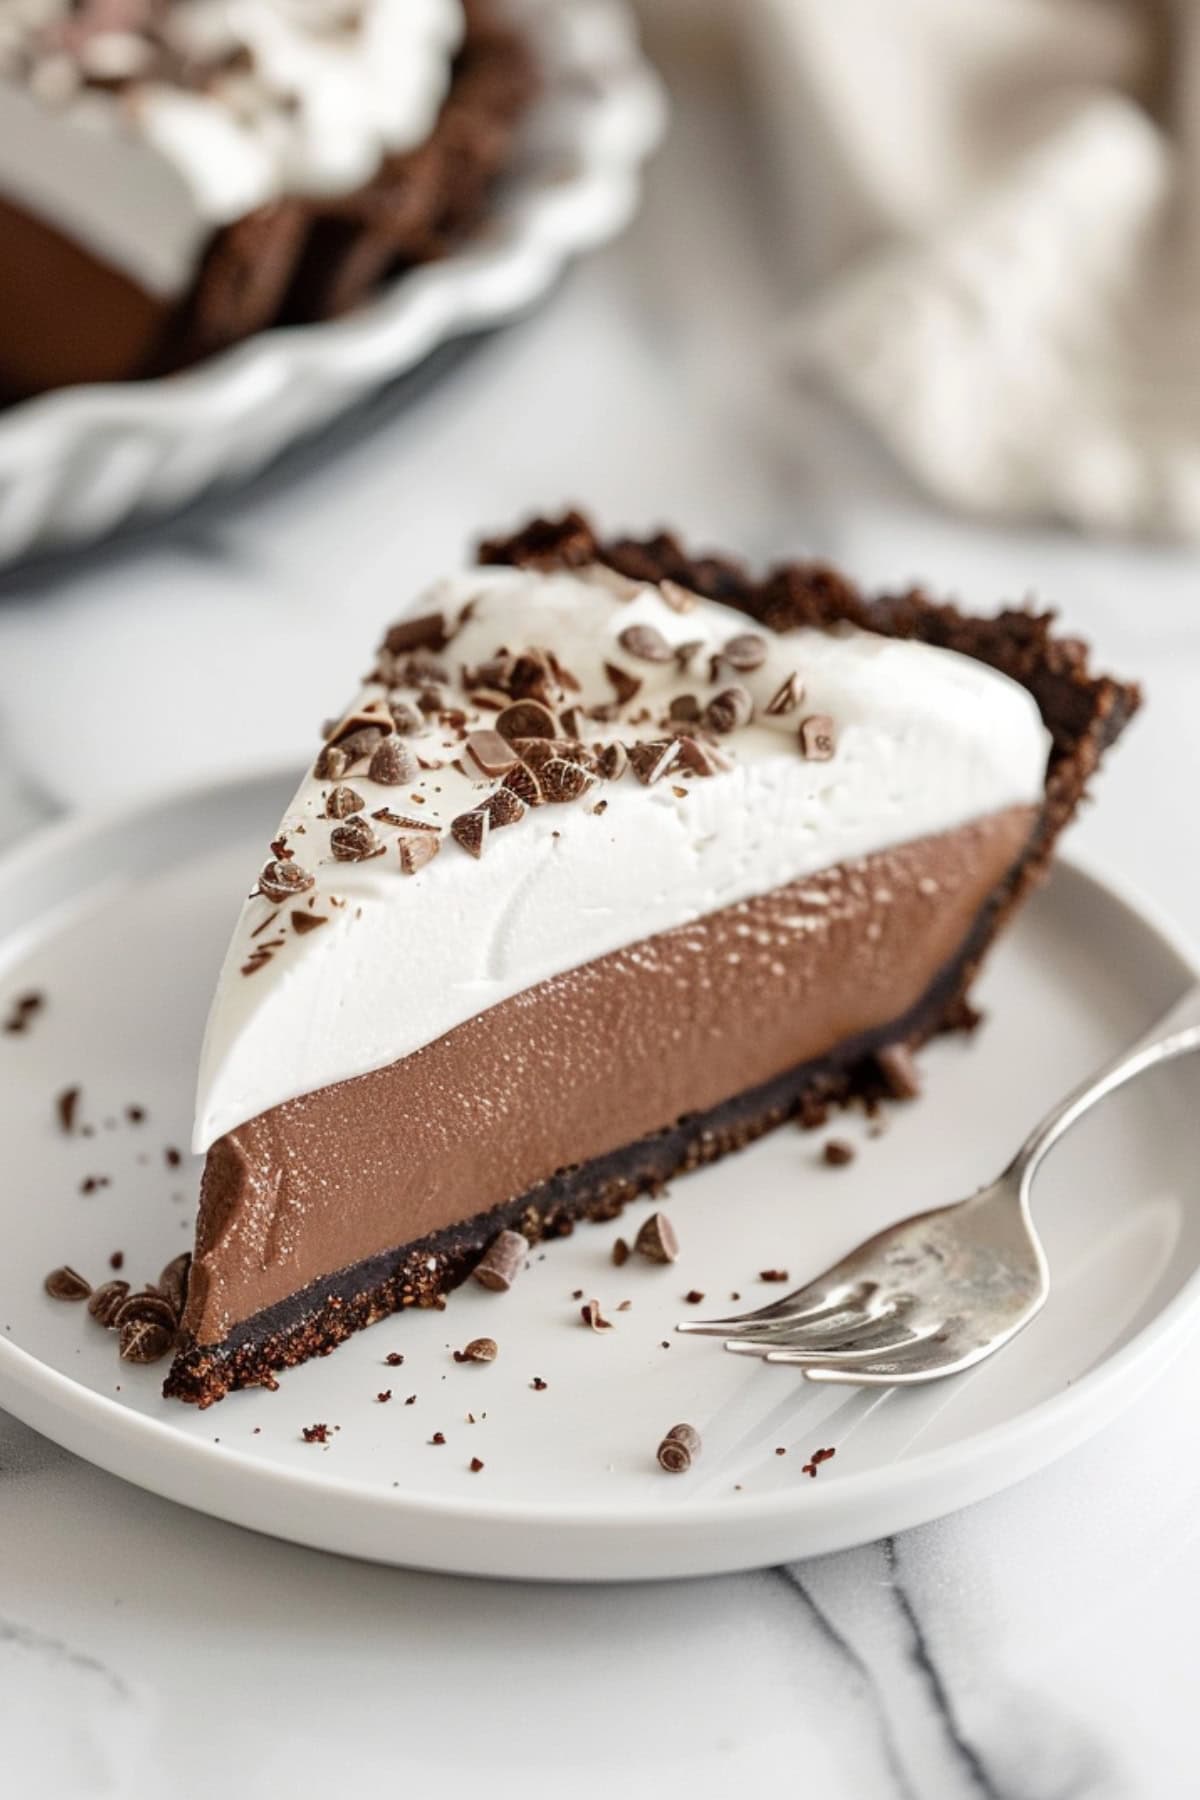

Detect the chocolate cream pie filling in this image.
[165,516,1139,1404]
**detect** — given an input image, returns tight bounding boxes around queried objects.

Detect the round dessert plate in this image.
[0,0,665,569]
[0,771,1198,1581]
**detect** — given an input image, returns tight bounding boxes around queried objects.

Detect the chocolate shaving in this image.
[465,729,518,778]
[368,737,418,785]
[705,685,753,734]
[603,660,642,706]
[618,623,674,663]
[330,816,382,862]
[56,1086,81,1135]
[398,833,440,876]
[291,911,328,935]
[580,1298,613,1331]
[634,1212,679,1263]
[798,714,836,761]
[627,739,681,786]
[656,1423,701,1473]
[258,859,315,902]
[325,784,364,819]
[759,1269,790,1284]
[495,698,560,742]
[3,991,44,1035]
[765,672,803,716]
[44,1265,91,1302]
[472,1229,528,1290]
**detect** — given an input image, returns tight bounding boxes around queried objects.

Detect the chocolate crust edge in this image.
[163,932,989,1408]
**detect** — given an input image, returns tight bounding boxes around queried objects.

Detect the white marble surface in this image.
[1,32,1199,1800]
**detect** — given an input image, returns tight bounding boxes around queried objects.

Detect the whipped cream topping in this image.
[193,563,1051,1150]
[0,0,463,297]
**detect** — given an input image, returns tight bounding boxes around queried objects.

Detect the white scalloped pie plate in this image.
[0,0,665,567]
[0,770,1198,1579]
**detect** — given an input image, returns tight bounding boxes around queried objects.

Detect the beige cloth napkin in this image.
[741,0,1200,537]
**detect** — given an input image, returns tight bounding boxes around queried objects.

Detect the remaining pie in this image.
[165,511,1139,1404]
[0,0,534,401]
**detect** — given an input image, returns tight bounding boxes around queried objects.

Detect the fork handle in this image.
[1010,982,1200,1186]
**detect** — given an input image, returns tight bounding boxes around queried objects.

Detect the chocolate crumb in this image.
[44,1265,91,1302]
[759,1269,789,1284]
[611,1236,630,1267]
[472,1229,528,1291]
[454,1337,498,1364]
[775,1446,787,1456]
[876,1043,921,1099]
[469,1457,485,1473]
[165,1147,181,1168]
[125,1105,145,1125]
[634,1212,679,1264]
[430,1432,446,1445]
[656,1422,701,1473]
[571,1289,584,1300]
[301,1423,329,1443]
[802,1447,836,1478]
[823,1139,856,1167]
[683,1289,705,1305]
[109,1250,124,1270]
[530,1377,547,1391]
[56,1086,81,1134]
[405,1395,416,1405]
[79,1175,110,1195]
[580,1298,613,1331]
[798,714,836,761]
[385,1352,404,1367]
[377,1390,392,1403]
[3,991,44,1034]
[617,1299,632,1312]
[291,910,328,935]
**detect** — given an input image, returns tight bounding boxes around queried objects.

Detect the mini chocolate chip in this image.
[705,685,753,734]
[119,1318,174,1364]
[398,832,440,876]
[798,714,836,761]
[430,1432,446,1446]
[596,742,628,781]
[465,730,518,778]
[469,1457,485,1472]
[450,809,489,859]
[675,735,731,777]
[765,672,804,716]
[87,1279,129,1327]
[259,859,315,902]
[368,737,418,785]
[602,661,642,706]
[337,726,386,769]
[612,1237,630,1267]
[114,1290,178,1334]
[389,698,424,734]
[472,1229,528,1291]
[617,623,674,663]
[634,1212,679,1263]
[495,699,560,742]
[44,1265,91,1302]
[326,784,364,819]
[330,816,381,861]
[627,739,681,786]
[759,1269,790,1283]
[313,743,348,781]
[482,787,526,830]
[656,1423,701,1473]
[722,632,767,672]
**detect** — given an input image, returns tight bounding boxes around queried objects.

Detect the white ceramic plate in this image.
[0,771,1197,1580]
[0,0,664,568]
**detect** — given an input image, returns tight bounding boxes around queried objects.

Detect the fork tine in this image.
[720,1303,913,1359]
[675,1280,873,1339]
[763,1323,942,1367]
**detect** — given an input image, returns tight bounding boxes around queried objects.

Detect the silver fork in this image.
[676,985,1200,1385]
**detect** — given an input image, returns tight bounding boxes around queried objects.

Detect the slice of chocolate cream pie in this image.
[165,513,1139,1404]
